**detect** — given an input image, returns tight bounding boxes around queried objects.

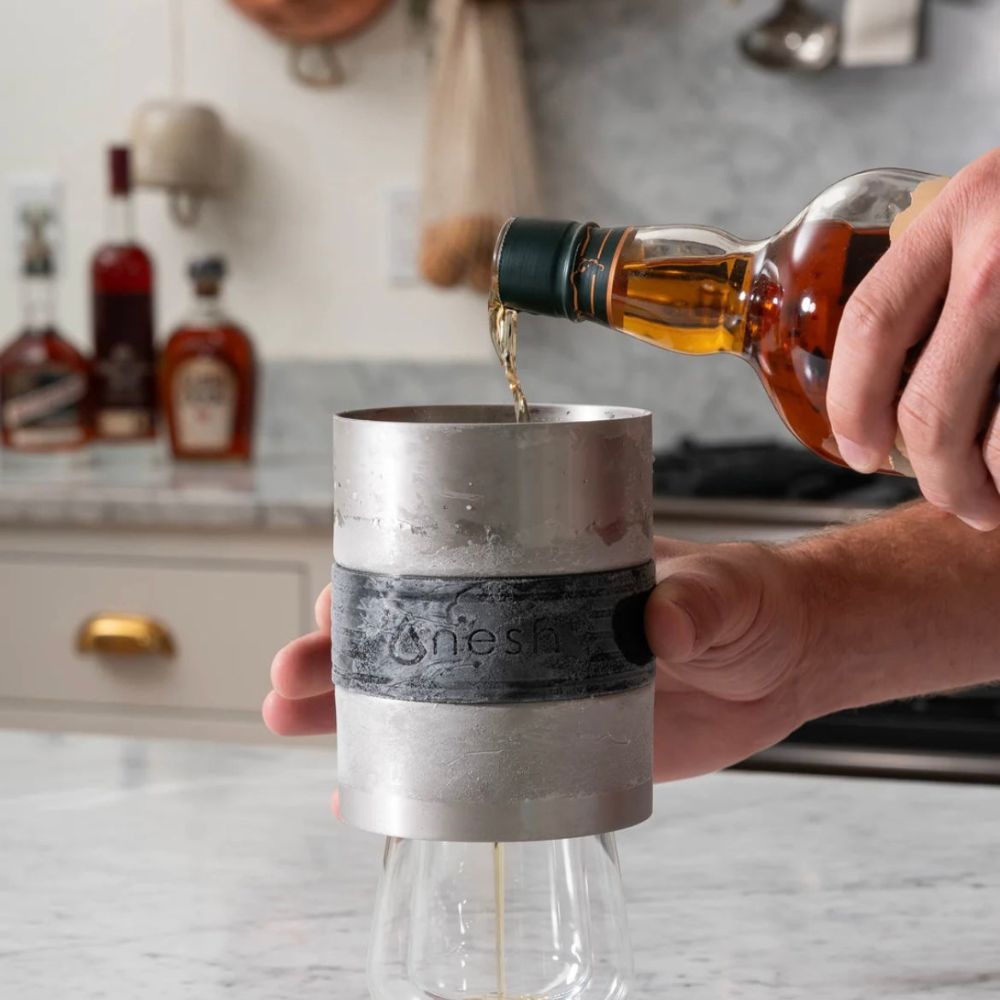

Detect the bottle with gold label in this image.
[161,257,255,462]
[493,169,950,474]
[0,205,91,457]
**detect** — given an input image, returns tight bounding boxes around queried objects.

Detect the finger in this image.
[896,252,1000,529]
[644,551,761,664]
[314,584,331,632]
[262,690,336,736]
[270,631,333,699]
[829,204,952,472]
[331,788,341,820]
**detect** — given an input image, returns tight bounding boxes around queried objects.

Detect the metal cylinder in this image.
[332,404,655,842]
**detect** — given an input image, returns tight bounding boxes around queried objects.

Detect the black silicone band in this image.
[332,562,655,704]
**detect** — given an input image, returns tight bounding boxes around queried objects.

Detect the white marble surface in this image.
[3,729,1000,999]
[0,453,334,531]
[0,453,884,533]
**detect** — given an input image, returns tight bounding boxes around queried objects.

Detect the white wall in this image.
[0,0,490,361]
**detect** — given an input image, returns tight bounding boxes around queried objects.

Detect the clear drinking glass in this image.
[368,835,633,1000]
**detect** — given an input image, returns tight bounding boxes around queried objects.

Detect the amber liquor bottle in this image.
[0,207,91,455]
[494,169,949,475]
[161,257,256,461]
[91,146,157,445]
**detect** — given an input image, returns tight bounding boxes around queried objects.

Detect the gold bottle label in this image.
[172,355,237,453]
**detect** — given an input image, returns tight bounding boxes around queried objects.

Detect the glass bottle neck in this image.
[106,192,134,244]
[493,219,760,358]
[576,224,759,357]
[186,288,227,328]
[21,273,55,333]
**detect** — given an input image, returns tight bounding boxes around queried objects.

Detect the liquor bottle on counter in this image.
[0,206,91,458]
[492,169,950,475]
[161,257,256,461]
[91,145,157,450]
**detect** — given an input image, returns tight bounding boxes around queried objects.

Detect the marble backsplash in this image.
[520,0,999,233]
[261,0,1000,459]
[256,345,790,459]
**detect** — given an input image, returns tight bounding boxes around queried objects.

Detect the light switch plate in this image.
[386,187,420,285]
[840,0,923,67]
[9,172,63,275]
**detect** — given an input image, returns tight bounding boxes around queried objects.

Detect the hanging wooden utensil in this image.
[418,0,540,292]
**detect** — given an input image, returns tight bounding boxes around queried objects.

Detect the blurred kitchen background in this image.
[2,0,997,455]
[1,0,999,775]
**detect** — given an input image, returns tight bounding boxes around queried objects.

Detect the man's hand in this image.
[646,537,812,780]
[829,147,1000,531]
[263,586,335,736]
[265,505,1000,783]
[262,536,818,782]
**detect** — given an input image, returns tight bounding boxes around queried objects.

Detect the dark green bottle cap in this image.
[188,255,227,284]
[495,218,591,319]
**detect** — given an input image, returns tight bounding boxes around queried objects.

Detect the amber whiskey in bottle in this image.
[0,206,91,455]
[161,257,256,461]
[494,169,948,474]
[91,145,156,444]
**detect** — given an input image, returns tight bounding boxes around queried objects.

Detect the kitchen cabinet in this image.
[0,523,330,744]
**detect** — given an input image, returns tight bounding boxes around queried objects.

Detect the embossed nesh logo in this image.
[387,614,561,666]
[389,618,427,666]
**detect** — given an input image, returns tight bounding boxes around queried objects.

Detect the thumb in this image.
[644,550,762,664]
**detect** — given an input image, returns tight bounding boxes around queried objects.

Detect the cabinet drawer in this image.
[0,553,305,714]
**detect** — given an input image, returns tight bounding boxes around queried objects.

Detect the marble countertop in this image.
[0,454,881,533]
[4,729,999,999]
[0,454,335,531]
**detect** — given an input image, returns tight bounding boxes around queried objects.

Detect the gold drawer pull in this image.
[76,613,176,657]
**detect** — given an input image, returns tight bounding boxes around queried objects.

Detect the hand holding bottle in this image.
[494,150,1000,532]
[829,147,1000,531]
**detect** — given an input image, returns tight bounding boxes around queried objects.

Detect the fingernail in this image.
[958,516,999,533]
[837,437,882,474]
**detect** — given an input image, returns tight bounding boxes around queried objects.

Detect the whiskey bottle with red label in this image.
[161,257,256,461]
[91,145,157,446]
[0,206,91,456]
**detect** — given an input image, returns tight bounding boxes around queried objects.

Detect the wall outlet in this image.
[386,187,420,285]
[9,172,63,275]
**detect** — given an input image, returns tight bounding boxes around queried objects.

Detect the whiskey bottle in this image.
[0,206,91,456]
[493,169,949,474]
[160,257,256,461]
[91,145,157,445]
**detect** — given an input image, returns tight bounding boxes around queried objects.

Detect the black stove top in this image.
[653,439,921,506]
